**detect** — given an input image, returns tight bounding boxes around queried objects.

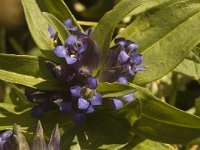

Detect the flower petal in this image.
[59,101,72,113]
[113,98,123,110]
[63,19,72,27]
[86,76,98,89]
[90,92,102,106]
[87,105,94,113]
[127,43,138,52]
[118,50,129,63]
[128,68,135,76]
[77,44,87,53]
[78,32,87,39]
[68,26,78,32]
[54,46,67,58]
[135,66,147,71]
[87,28,92,36]
[78,98,89,110]
[114,37,126,46]
[1,130,13,140]
[70,86,82,97]
[130,54,144,65]
[65,35,78,45]
[65,55,77,64]
[72,113,85,124]
[48,25,56,38]
[118,76,128,84]
[123,93,135,102]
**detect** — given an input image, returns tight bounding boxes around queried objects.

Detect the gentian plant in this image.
[0,0,200,149]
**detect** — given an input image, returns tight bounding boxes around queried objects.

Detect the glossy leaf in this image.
[21,0,53,50]
[174,46,200,80]
[116,0,200,84]
[97,82,136,98]
[42,0,83,32]
[43,12,70,44]
[0,54,64,91]
[130,84,200,144]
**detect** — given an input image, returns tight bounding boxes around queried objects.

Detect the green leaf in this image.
[131,139,175,150]
[42,0,83,32]
[21,0,53,50]
[0,54,64,91]
[92,0,168,66]
[5,85,29,105]
[131,84,200,144]
[174,46,200,80]
[43,12,70,44]
[62,110,134,149]
[97,82,136,98]
[116,0,200,84]
[0,103,36,131]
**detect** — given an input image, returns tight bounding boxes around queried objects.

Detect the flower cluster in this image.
[0,130,12,149]
[26,19,101,123]
[25,18,146,123]
[102,37,146,109]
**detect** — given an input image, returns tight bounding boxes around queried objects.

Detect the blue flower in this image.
[63,19,78,32]
[101,37,146,82]
[48,25,56,39]
[70,76,102,113]
[112,76,135,110]
[54,34,88,64]
[0,130,13,149]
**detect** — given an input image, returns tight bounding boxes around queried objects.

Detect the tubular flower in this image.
[25,25,101,123]
[70,76,102,113]
[54,35,86,64]
[112,76,135,110]
[48,25,56,39]
[101,37,146,82]
[63,19,78,32]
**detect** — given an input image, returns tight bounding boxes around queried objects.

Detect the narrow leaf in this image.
[43,12,70,44]
[0,54,64,91]
[21,0,53,50]
[116,0,200,84]
[92,0,167,64]
[130,84,200,144]
[42,0,83,32]
[97,82,136,98]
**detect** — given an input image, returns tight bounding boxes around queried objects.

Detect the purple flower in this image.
[112,76,135,110]
[63,19,78,32]
[0,130,13,149]
[101,37,146,82]
[54,33,89,65]
[70,77,102,113]
[48,25,56,39]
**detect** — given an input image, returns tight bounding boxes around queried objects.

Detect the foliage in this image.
[0,0,200,149]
